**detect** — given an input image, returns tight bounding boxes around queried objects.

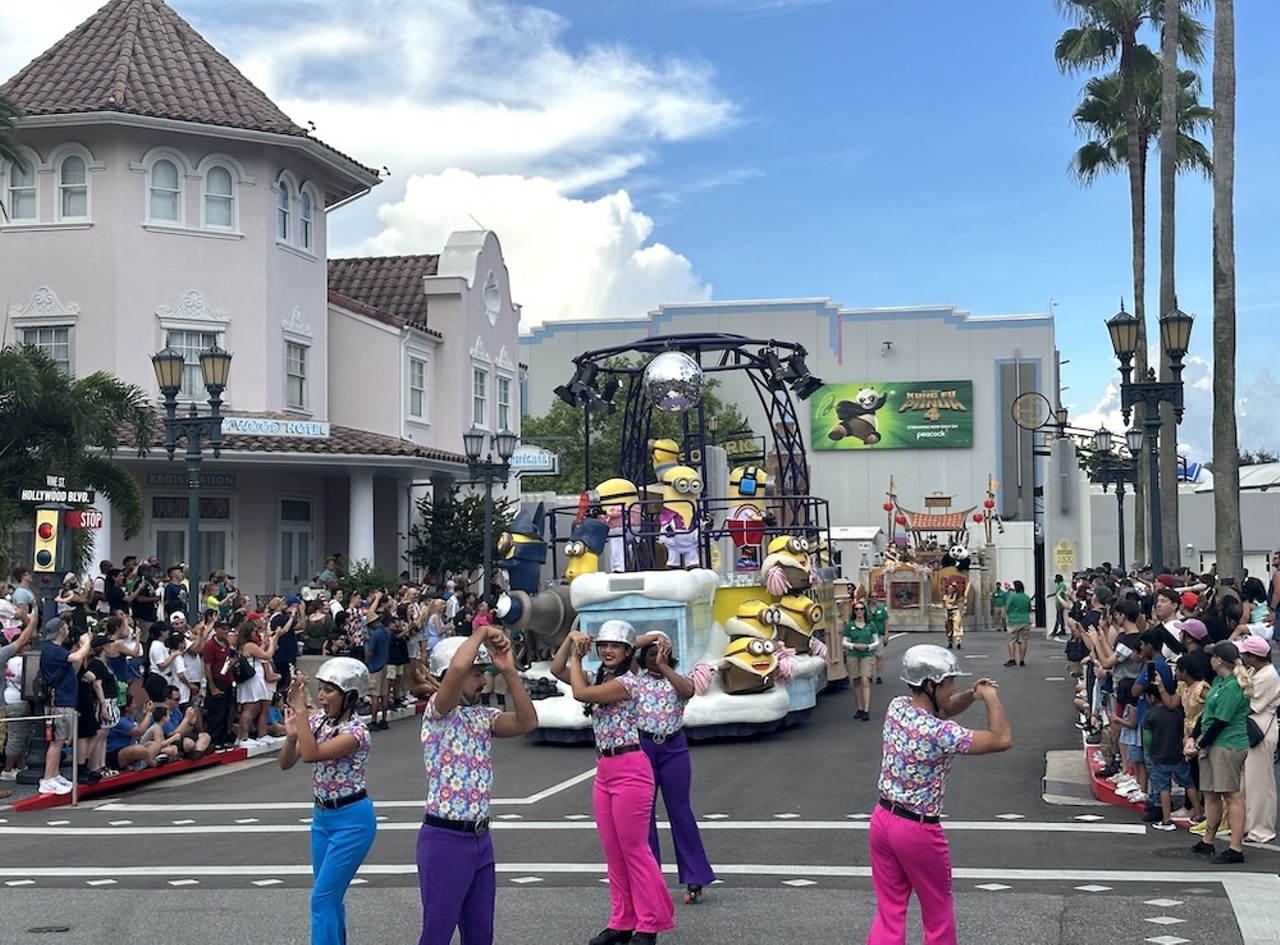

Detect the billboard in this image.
[809,380,973,450]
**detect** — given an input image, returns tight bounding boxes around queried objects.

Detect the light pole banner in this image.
[809,380,974,450]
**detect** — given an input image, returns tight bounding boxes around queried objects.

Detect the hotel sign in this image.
[222,417,330,438]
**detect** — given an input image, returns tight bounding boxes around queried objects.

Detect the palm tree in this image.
[0,347,155,575]
[1211,0,1243,578]
[0,94,26,222]
[1055,0,1206,567]
[1157,0,1180,569]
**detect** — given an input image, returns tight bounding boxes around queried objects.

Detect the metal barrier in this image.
[1,708,80,806]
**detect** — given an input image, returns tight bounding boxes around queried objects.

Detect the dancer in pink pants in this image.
[553,620,675,945]
[867,644,1011,945]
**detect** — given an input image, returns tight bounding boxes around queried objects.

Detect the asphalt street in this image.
[3,629,1279,944]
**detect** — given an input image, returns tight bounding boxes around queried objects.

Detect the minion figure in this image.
[650,437,681,480]
[495,502,546,595]
[563,517,609,583]
[760,535,816,597]
[726,465,769,551]
[771,595,823,654]
[658,464,703,569]
[593,476,640,573]
[720,637,778,695]
[723,599,778,641]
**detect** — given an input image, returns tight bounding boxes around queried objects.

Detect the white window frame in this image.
[197,154,247,233]
[155,291,231,403]
[10,286,80,374]
[20,326,73,373]
[408,354,429,422]
[496,372,513,432]
[472,367,490,430]
[298,186,315,252]
[2,147,40,223]
[281,307,315,415]
[48,144,96,223]
[138,148,192,227]
[285,340,309,412]
[276,176,292,243]
[148,157,182,225]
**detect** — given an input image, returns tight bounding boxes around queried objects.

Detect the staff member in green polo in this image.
[1003,580,1033,668]
[868,593,891,685]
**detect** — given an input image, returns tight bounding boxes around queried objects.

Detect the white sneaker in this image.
[236,739,255,748]
[38,778,72,796]
[1127,792,1149,804]
[0,770,16,781]
[54,775,74,789]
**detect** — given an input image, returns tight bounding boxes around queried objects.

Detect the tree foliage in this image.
[0,346,155,576]
[406,485,515,578]
[519,357,752,495]
[0,94,26,222]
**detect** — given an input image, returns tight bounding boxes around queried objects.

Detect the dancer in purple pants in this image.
[553,620,675,945]
[632,632,715,904]
[867,645,1011,945]
[416,628,537,945]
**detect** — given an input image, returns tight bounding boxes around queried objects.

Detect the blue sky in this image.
[3,1,1277,459]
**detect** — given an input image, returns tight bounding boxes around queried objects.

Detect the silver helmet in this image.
[314,657,370,698]
[900,644,962,687]
[595,619,637,650]
[429,636,492,677]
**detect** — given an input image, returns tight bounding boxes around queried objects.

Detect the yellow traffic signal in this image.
[33,508,59,573]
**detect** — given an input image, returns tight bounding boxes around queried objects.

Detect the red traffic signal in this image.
[37,522,54,540]
[33,508,60,574]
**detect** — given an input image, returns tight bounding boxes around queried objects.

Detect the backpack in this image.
[232,654,256,684]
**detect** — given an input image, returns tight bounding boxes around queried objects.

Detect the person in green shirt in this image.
[842,600,878,721]
[1003,580,1033,667]
[867,596,891,685]
[990,585,1008,633]
[1191,641,1254,863]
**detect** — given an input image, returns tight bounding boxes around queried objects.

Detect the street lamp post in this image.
[1092,427,1142,569]
[152,344,232,595]
[1105,304,1193,575]
[463,427,518,602]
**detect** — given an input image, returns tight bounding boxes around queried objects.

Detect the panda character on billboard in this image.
[827,387,888,445]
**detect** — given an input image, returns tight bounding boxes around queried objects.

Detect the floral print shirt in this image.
[591,672,641,750]
[311,714,370,803]
[421,695,504,820]
[634,672,688,737]
[877,695,973,818]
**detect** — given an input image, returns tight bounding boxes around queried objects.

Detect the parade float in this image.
[492,333,842,741]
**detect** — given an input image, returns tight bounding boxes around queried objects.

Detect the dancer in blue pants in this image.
[634,632,716,904]
[280,658,377,945]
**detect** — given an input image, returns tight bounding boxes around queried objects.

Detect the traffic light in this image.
[33,508,59,573]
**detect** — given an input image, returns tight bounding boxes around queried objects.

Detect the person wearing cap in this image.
[553,621,675,945]
[162,564,188,620]
[1237,635,1280,844]
[1188,641,1253,863]
[279,657,376,945]
[867,644,1011,944]
[0,608,39,783]
[1176,617,1209,654]
[37,617,93,795]
[415,627,535,945]
[632,631,715,905]
[9,566,36,622]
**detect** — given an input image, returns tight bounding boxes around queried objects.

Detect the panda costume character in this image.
[938,545,971,650]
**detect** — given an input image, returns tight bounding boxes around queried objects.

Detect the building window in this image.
[149,158,181,224]
[276,182,291,242]
[497,375,512,431]
[7,159,36,222]
[409,356,427,420]
[286,341,308,410]
[20,326,71,373]
[204,165,234,229]
[165,328,221,398]
[58,155,88,220]
[299,190,313,251]
[472,367,488,428]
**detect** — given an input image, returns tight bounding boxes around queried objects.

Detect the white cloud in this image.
[366,169,713,325]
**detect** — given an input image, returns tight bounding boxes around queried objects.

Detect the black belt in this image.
[315,789,367,810]
[597,744,641,758]
[423,812,491,835]
[878,796,940,824]
[639,729,682,744]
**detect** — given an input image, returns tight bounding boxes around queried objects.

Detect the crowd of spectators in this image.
[1060,559,1280,863]
[0,555,489,796]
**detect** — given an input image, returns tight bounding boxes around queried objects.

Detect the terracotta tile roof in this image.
[328,255,441,333]
[0,0,378,181]
[124,410,465,465]
[900,510,975,532]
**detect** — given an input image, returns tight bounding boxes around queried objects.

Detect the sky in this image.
[2,0,1278,462]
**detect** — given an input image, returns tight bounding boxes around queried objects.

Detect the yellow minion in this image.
[563,518,608,583]
[658,463,702,569]
[772,595,823,653]
[593,477,640,573]
[650,437,681,478]
[720,636,778,694]
[723,598,778,641]
[761,534,816,596]
[726,465,768,550]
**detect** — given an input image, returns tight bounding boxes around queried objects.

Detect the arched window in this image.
[276,181,291,241]
[6,158,36,222]
[299,189,313,251]
[58,155,88,220]
[204,165,234,229]
[149,158,181,223]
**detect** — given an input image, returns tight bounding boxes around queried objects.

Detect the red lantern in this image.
[973,512,984,523]
[882,501,894,512]
[983,498,995,509]
[894,514,907,526]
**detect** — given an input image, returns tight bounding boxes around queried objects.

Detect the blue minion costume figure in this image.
[495,502,547,596]
[564,517,609,583]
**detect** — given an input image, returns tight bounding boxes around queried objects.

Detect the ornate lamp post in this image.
[1105,304,1193,575]
[463,427,518,602]
[152,344,232,593]
[1092,427,1142,569]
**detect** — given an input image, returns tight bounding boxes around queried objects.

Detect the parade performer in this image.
[416,628,538,945]
[279,658,376,945]
[942,582,964,650]
[552,621,675,945]
[868,592,891,685]
[633,632,716,904]
[658,465,703,570]
[867,645,1012,945]
[595,477,642,573]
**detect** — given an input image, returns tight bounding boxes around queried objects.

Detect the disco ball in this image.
[643,351,703,412]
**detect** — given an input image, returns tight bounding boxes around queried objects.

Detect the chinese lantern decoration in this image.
[973,513,984,523]
[983,498,995,510]
[894,514,907,526]
[882,501,894,512]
